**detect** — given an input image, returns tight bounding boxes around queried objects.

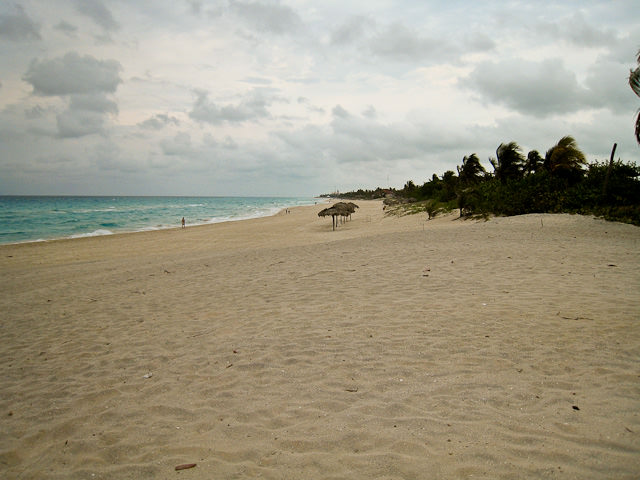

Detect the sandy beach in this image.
[1,200,639,479]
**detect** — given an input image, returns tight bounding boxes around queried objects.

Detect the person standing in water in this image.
[181,217,185,228]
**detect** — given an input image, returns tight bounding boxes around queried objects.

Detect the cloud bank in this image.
[0,0,637,196]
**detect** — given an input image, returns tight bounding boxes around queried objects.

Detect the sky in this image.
[0,0,638,196]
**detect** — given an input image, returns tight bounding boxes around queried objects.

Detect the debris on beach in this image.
[142,372,153,379]
[174,463,197,471]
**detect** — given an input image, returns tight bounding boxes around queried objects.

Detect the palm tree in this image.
[440,170,458,201]
[630,50,640,144]
[490,142,525,183]
[457,154,486,217]
[524,150,543,176]
[457,153,486,185]
[544,136,586,181]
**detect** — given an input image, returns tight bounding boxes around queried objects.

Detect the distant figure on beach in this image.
[181,217,185,228]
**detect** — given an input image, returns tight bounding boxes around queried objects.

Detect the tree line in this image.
[333,53,640,225]
[332,136,639,225]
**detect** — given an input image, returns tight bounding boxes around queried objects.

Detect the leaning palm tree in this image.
[630,49,640,144]
[490,142,525,183]
[457,153,486,186]
[544,136,587,181]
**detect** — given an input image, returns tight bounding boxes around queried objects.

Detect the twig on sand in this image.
[557,313,594,321]
[188,329,214,338]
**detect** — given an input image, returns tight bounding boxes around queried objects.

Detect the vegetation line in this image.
[328,53,640,225]
[327,136,639,226]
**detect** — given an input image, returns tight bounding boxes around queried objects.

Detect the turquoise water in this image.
[0,196,320,245]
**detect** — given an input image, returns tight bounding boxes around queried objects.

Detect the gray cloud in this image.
[0,4,41,42]
[369,22,452,61]
[74,0,119,31]
[330,15,373,45]
[160,132,193,156]
[69,93,118,115]
[187,0,203,15]
[362,105,377,119]
[584,60,635,112]
[189,89,271,124]
[336,19,493,64]
[463,58,590,117]
[56,109,107,138]
[23,52,122,96]
[275,108,435,173]
[463,31,495,53]
[332,105,350,119]
[243,76,272,85]
[55,93,118,138]
[222,136,238,150]
[229,0,301,35]
[465,54,636,118]
[605,26,640,64]
[138,113,180,130]
[54,21,78,37]
[24,105,47,119]
[537,12,617,48]
[297,97,325,114]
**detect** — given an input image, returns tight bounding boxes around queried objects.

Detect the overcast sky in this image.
[0,1,638,196]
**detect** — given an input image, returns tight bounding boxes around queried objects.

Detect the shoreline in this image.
[1,203,639,479]
[0,197,329,247]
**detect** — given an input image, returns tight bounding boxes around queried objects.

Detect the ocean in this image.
[0,196,322,245]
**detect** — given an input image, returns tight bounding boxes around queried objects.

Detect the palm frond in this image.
[630,66,640,98]
[635,110,640,145]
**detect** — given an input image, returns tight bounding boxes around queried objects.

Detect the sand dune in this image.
[1,201,639,479]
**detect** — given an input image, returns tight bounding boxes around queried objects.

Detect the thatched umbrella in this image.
[318,206,340,230]
[346,202,359,220]
[332,202,357,222]
[319,202,359,230]
[334,203,351,224]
